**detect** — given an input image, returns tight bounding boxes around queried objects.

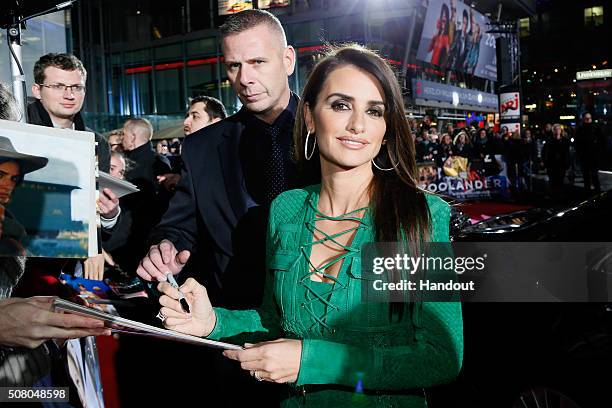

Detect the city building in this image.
[10,0,544,133]
[519,0,611,127]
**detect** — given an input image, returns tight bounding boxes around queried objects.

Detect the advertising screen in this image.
[218,0,254,16]
[416,0,497,81]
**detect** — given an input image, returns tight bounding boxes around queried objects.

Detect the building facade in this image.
[70,0,535,133]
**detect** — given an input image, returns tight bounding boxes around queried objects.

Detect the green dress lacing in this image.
[299,199,368,334]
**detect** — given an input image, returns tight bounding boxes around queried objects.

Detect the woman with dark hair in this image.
[463,21,482,75]
[453,130,472,158]
[439,132,454,163]
[428,3,451,66]
[157,45,463,407]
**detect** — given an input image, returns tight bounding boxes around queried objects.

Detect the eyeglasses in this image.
[37,83,86,94]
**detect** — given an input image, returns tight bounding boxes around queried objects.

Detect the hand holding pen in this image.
[157,277,217,337]
[165,273,190,313]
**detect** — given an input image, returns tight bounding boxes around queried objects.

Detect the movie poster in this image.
[0,120,97,258]
[416,0,497,81]
[418,154,510,200]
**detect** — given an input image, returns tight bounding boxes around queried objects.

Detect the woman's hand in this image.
[223,339,302,384]
[157,277,216,337]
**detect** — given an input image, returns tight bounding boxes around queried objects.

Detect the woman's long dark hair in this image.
[293,45,432,318]
[294,44,431,244]
[439,4,450,35]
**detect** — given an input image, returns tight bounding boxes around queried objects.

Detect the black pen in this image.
[165,273,190,313]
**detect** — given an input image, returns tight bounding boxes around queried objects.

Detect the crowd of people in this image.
[409,114,608,196]
[0,6,608,408]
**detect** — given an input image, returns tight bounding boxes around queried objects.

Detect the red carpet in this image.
[455,201,534,222]
[97,335,120,408]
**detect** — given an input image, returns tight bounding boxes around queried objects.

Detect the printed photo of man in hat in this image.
[0,135,48,256]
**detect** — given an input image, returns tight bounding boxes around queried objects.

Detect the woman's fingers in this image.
[163,317,192,327]
[160,306,186,319]
[239,359,266,371]
[157,282,181,299]
[179,277,206,297]
[159,294,184,315]
[162,319,198,335]
[223,346,263,362]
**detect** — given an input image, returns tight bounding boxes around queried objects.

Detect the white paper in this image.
[52,298,242,350]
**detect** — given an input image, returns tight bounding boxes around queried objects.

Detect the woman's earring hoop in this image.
[372,145,398,171]
[305,130,317,161]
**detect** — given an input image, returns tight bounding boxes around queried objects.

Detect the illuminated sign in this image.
[259,0,290,9]
[576,69,612,80]
[415,0,497,81]
[466,112,486,123]
[412,79,498,110]
[499,92,520,119]
[218,0,253,16]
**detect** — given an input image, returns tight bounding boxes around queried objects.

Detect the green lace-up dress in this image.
[208,185,463,407]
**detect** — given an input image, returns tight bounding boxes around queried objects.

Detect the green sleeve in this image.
[207,202,282,344]
[296,301,463,389]
[297,194,463,389]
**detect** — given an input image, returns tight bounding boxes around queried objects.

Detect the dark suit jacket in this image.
[112,144,172,273]
[149,96,311,308]
[149,112,265,308]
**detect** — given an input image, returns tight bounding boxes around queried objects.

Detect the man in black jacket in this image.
[138,10,304,308]
[28,53,110,173]
[26,53,119,281]
[135,10,308,407]
[575,112,605,193]
[113,117,171,274]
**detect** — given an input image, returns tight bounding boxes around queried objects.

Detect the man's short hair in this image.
[124,118,154,141]
[0,82,21,121]
[111,150,135,173]
[189,96,227,120]
[582,111,592,118]
[34,53,87,84]
[219,9,287,47]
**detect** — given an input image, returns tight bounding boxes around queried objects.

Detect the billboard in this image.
[218,0,253,16]
[416,0,497,81]
[499,88,521,133]
[412,79,498,111]
[258,0,291,9]
[418,155,510,200]
[218,0,289,16]
[499,91,520,119]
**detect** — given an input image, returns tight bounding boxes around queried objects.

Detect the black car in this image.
[429,193,612,408]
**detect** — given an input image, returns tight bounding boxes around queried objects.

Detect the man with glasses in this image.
[575,112,605,193]
[26,53,119,281]
[28,54,110,170]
